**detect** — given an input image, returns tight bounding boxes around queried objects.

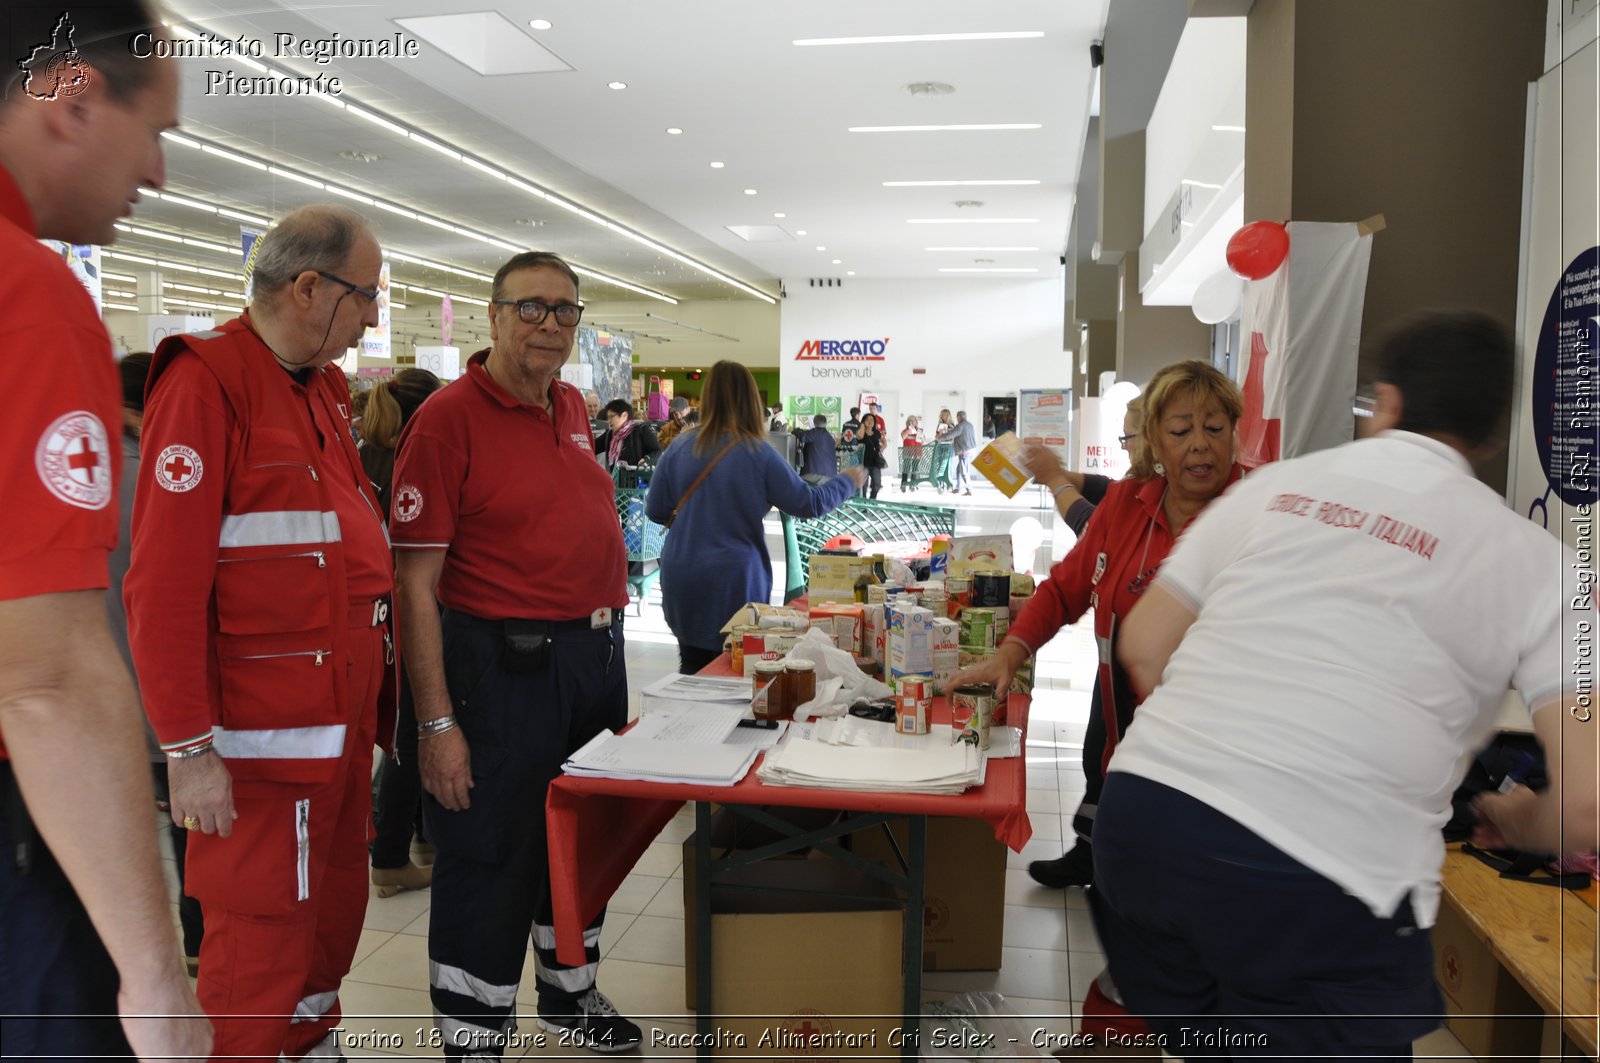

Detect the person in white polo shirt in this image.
[1101,310,1598,1057]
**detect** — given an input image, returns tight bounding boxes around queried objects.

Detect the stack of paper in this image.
[638,672,752,716]
[563,703,758,786]
[756,717,985,795]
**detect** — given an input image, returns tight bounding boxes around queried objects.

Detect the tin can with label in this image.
[950,683,994,749]
[946,577,972,617]
[895,674,932,734]
[959,607,997,651]
[971,570,1011,609]
[730,625,759,675]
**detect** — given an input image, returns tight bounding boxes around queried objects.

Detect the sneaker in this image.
[371,861,432,898]
[537,989,642,1053]
[1027,842,1094,889]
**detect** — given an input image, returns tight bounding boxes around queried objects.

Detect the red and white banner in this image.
[1236,222,1374,468]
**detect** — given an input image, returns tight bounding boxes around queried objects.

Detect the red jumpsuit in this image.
[126,316,396,1059]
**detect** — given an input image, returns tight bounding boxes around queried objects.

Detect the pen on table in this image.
[736,719,779,730]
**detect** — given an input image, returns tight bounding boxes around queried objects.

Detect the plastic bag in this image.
[920,992,1048,1060]
[784,627,892,720]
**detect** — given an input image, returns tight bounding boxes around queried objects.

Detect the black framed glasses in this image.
[317,271,378,305]
[1117,433,1137,448]
[492,298,584,326]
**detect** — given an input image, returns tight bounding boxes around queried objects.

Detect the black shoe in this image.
[537,989,642,1053]
[1028,843,1094,889]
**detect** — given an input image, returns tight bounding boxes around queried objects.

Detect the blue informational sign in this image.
[1530,245,1600,508]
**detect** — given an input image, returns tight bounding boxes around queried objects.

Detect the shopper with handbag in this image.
[646,361,865,674]
[858,413,887,498]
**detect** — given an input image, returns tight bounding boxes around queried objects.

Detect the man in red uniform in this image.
[0,4,209,1059]
[393,251,640,1055]
[125,203,395,1059]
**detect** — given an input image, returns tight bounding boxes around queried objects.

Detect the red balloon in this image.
[1226,220,1290,280]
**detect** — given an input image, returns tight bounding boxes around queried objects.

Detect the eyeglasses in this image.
[316,271,378,305]
[1117,434,1137,448]
[492,298,584,326]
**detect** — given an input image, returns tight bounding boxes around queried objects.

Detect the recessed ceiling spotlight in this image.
[831,258,842,265]
[337,149,383,163]
[847,270,856,276]
[773,212,786,219]
[743,188,758,196]
[904,81,956,96]
[815,245,826,251]
[710,161,725,168]
[952,200,984,208]
[608,81,627,90]
[513,217,545,227]
[665,127,683,135]
[796,229,807,236]
[528,18,552,30]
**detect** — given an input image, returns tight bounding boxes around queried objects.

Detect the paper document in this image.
[627,703,744,744]
[564,729,757,787]
[640,672,752,704]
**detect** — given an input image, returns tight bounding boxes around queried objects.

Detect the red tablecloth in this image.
[546,656,1032,965]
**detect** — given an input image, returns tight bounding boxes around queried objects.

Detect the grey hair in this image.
[250,204,373,302]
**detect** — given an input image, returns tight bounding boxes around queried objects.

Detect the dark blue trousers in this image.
[425,610,626,1058]
[0,764,134,1060]
[1092,772,1441,1061]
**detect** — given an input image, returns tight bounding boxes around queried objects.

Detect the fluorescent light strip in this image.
[407,133,461,160]
[104,301,140,312]
[269,166,325,190]
[201,145,268,171]
[925,246,1040,251]
[157,128,697,305]
[883,179,1040,187]
[908,218,1039,224]
[937,267,1040,273]
[1212,125,1246,133]
[102,271,136,283]
[850,124,1041,133]
[346,105,408,136]
[461,156,507,180]
[104,290,136,300]
[794,31,1043,46]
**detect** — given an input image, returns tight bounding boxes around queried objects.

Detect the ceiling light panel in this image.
[395,13,573,76]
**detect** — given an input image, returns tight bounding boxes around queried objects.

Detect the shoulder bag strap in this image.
[665,440,740,528]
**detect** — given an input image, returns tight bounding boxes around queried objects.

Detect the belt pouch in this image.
[502,620,550,675]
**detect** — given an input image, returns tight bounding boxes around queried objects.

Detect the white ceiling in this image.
[116,0,1105,317]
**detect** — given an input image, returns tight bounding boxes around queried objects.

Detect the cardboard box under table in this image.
[1435,845,1599,1059]
[544,655,1033,1062]
[680,845,903,1058]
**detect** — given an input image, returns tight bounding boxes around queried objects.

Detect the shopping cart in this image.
[779,498,956,603]
[615,486,667,613]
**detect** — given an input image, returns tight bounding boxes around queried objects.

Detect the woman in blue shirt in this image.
[646,361,866,674]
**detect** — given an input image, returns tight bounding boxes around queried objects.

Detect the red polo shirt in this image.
[0,164,121,604]
[391,350,627,619]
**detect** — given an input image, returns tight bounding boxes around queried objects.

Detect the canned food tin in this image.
[896,694,934,736]
[970,570,1011,609]
[730,625,760,675]
[947,577,972,611]
[950,684,995,749]
[959,607,997,651]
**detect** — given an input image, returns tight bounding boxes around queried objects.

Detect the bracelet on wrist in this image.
[418,717,458,740]
[165,742,215,760]
[1050,482,1073,499]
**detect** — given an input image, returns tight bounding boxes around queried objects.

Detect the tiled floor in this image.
[158,482,1472,1059]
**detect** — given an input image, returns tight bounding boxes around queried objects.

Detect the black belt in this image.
[442,608,620,633]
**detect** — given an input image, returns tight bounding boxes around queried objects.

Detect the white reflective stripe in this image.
[212,724,346,760]
[434,1010,513,1053]
[530,924,600,950]
[532,956,597,993]
[1096,631,1113,666]
[295,799,310,902]
[219,510,342,548]
[429,961,519,1008]
[290,989,338,1023]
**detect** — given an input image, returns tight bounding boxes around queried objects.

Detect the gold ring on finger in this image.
[183,815,201,831]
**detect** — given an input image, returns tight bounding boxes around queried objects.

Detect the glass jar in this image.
[784,661,816,718]
[752,660,787,719]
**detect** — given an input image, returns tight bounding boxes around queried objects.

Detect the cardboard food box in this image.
[973,432,1032,498]
[809,602,865,657]
[681,838,904,1058]
[1432,902,1544,1059]
[808,554,876,604]
[848,816,1007,971]
[886,603,934,683]
[948,535,1014,579]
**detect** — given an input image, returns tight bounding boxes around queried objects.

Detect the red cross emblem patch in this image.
[393,483,424,523]
[34,410,111,510]
[154,444,204,493]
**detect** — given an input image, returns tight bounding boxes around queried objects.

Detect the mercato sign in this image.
[794,338,889,361]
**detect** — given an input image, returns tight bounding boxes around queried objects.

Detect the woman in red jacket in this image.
[948,359,1245,1035]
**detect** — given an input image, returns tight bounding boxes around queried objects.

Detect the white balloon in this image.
[1192,270,1245,325]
